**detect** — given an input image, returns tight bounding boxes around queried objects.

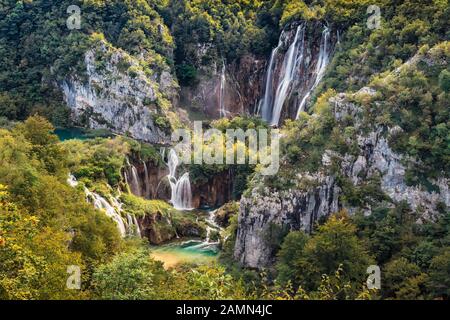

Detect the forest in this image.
[0,0,449,300]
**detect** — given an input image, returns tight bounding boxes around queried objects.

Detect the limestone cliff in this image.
[60,40,179,144]
[234,83,449,269]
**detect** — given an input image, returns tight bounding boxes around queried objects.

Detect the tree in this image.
[427,249,450,299]
[383,257,425,299]
[275,213,374,294]
[304,214,374,291]
[0,184,86,299]
[92,248,168,299]
[276,231,309,288]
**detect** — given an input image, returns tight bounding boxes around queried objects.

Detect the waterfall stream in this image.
[270,24,305,126]
[219,61,227,118]
[260,37,283,121]
[129,165,142,197]
[166,149,193,210]
[67,174,140,238]
[259,24,332,125]
[296,27,330,119]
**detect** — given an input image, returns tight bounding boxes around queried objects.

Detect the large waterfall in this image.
[296,27,330,119]
[270,25,305,126]
[259,23,332,125]
[166,149,193,210]
[260,37,283,121]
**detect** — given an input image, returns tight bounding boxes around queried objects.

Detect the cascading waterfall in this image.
[126,213,141,237]
[218,61,227,118]
[84,187,127,237]
[260,36,283,121]
[259,24,332,125]
[166,149,193,210]
[67,174,140,238]
[296,27,330,119]
[270,25,305,126]
[188,209,222,251]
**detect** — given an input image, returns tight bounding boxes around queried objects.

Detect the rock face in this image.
[234,175,339,268]
[259,21,335,125]
[234,87,449,269]
[137,211,204,245]
[125,157,235,209]
[60,40,178,144]
[191,170,235,208]
[179,54,267,118]
[330,89,450,219]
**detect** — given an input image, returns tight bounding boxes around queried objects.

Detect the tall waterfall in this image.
[218,61,227,118]
[259,24,332,125]
[270,25,305,126]
[167,149,193,210]
[260,37,283,121]
[296,27,330,119]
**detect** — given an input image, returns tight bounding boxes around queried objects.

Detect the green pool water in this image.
[150,240,219,268]
[55,128,113,141]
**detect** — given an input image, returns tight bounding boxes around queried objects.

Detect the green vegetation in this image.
[0,0,449,301]
[0,0,174,124]
[0,116,122,299]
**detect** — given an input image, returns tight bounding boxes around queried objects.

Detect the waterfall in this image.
[219,61,227,118]
[259,24,332,125]
[67,174,78,187]
[260,37,283,121]
[129,165,142,197]
[270,25,305,126]
[166,149,193,210]
[142,160,150,198]
[296,27,330,119]
[67,174,140,238]
[84,187,127,237]
[126,213,141,237]
[188,209,221,251]
[205,209,220,243]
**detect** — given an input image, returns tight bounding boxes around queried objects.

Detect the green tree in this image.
[92,248,168,299]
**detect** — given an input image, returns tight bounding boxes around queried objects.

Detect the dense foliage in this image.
[0,0,449,300]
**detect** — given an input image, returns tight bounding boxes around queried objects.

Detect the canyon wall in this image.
[60,40,179,144]
[179,54,267,118]
[234,86,450,269]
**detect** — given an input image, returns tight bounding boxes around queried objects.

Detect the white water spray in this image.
[219,61,227,118]
[166,149,193,210]
[260,37,283,121]
[270,25,305,126]
[67,174,140,238]
[296,27,330,119]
